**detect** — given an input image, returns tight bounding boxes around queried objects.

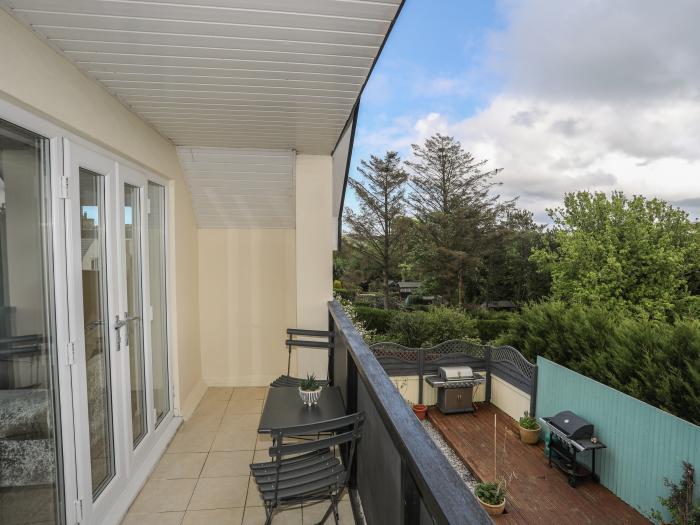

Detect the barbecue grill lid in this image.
[548,410,594,439]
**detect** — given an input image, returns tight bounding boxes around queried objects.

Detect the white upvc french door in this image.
[115,164,155,470]
[64,139,126,522]
[63,140,174,523]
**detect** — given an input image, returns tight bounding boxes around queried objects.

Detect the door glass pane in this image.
[0,119,62,525]
[124,184,146,446]
[79,168,115,499]
[147,183,169,425]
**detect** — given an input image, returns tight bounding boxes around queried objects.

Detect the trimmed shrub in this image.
[332,288,355,301]
[475,317,513,343]
[386,308,478,347]
[497,301,700,425]
[353,306,396,333]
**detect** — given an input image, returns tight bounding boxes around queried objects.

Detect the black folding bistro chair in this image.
[270,328,333,388]
[250,413,363,525]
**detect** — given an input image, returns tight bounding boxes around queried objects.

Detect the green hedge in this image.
[354,305,512,345]
[333,288,355,301]
[497,301,700,425]
[353,306,396,333]
[382,308,479,347]
[475,317,513,343]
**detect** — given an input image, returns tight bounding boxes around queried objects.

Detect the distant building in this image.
[480,300,518,311]
[397,281,422,297]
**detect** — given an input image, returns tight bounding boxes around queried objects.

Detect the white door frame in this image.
[64,138,128,523]
[115,164,156,473]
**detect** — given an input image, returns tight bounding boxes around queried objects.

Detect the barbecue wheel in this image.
[568,477,577,487]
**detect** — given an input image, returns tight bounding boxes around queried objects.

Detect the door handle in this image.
[114,314,141,350]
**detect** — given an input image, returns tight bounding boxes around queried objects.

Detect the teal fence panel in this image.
[536,356,700,519]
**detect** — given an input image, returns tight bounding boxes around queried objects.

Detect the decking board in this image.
[428,404,649,524]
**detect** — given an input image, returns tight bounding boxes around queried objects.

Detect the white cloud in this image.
[490,0,700,103]
[355,1,700,222]
[361,97,700,222]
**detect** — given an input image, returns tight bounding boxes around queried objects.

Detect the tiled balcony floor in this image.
[122,387,354,525]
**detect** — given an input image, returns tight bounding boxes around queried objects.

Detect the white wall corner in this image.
[295,154,334,378]
[179,380,207,420]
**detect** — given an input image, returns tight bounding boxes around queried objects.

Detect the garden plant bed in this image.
[427,404,650,524]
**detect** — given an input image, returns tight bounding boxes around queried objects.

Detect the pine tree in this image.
[406,133,512,306]
[344,151,408,309]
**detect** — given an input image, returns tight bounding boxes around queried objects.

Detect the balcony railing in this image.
[328,300,492,525]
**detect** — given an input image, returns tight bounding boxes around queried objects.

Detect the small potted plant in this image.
[475,480,506,515]
[298,374,322,406]
[412,403,428,420]
[518,411,540,445]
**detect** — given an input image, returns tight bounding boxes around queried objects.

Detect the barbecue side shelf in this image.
[547,439,596,487]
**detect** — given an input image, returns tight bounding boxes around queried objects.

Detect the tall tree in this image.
[531,191,697,319]
[406,133,512,306]
[483,208,550,302]
[344,151,408,309]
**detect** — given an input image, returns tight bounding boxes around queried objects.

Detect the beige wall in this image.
[391,376,487,406]
[0,10,203,416]
[196,154,335,386]
[295,154,334,378]
[390,374,528,422]
[491,374,531,421]
[198,229,297,386]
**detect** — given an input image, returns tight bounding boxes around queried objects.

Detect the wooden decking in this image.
[428,404,649,525]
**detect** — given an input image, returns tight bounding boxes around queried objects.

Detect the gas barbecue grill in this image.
[425,366,485,414]
[542,410,607,487]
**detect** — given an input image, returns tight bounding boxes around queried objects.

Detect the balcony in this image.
[0,1,411,523]
[122,301,491,524]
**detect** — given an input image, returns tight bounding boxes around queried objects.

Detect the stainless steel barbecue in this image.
[426,366,485,414]
[542,410,606,486]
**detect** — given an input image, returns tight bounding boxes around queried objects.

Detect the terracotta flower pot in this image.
[519,424,541,445]
[412,404,427,420]
[477,496,506,516]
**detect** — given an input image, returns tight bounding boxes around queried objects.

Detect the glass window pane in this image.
[0,118,62,524]
[147,182,169,424]
[124,184,147,446]
[79,168,115,498]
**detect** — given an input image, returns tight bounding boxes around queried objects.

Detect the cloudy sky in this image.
[348,0,700,223]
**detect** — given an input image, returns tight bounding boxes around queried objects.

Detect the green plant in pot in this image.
[298,374,322,406]
[518,411,541,445]
[475,481,506,516]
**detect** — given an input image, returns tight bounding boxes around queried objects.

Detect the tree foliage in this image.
[531,191,698,319]
[406,133,515,306]
[498,301,700,425]
[483,208,550,303]
[344,151,409,309]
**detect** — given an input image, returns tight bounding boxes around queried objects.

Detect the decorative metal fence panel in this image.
[490,345,537,395]
[536,357,700,520]
[369,340,537,414]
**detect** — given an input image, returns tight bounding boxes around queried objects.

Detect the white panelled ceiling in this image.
[178,147,295,228]
[1,0,402,153]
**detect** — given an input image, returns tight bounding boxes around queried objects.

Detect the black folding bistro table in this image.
[258,386,346,433]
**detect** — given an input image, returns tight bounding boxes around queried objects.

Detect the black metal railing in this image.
[328,301,492,525]
[369,339,538,416]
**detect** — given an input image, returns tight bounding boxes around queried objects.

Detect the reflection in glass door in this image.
[78,168,115,498]
[122,184,146,446]
[0,119,62,525]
